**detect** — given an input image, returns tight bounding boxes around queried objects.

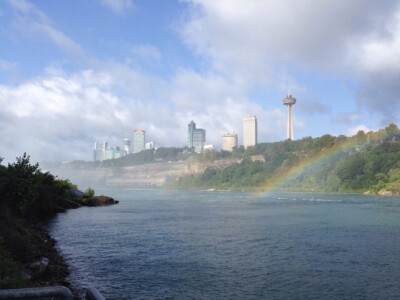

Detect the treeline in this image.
[0,154,91,288]
[166,124,400,193]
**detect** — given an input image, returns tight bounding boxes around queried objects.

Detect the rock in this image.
[59,198,81,209]
[69,187,85,197]
[86,195,119,207]
[378,190,393,196]
[28,257,49,273]
[363,191,372,195]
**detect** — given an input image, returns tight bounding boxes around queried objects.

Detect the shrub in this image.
[85,187,95,198]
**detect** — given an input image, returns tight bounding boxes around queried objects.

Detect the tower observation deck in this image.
[282,93,296,140]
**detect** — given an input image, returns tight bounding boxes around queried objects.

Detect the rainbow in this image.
[257,137,360,196]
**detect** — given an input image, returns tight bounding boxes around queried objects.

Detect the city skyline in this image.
[1,1,400,163]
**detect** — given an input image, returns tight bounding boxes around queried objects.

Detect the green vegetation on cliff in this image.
[165,124,400,193]
[0,154,91,289]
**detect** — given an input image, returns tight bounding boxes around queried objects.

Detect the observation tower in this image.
[282,93,296,140]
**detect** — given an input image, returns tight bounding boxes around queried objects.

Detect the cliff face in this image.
[51,158,240,188]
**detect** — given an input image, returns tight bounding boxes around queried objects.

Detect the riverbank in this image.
[0,193,118,299]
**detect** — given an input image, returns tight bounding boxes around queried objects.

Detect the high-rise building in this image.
[222,132,238,152]
[133,129,146,153]
[94,141,108,161]
[188,121,206,153]
[193,129,206,153]
[188,121,196,149]
[123,139,131,155]
[282,93,297,140]
[243,115,257,148]
[104,146,124,160]
[94,142,124,161]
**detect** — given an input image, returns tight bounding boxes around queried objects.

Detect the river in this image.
[46,189,400,299]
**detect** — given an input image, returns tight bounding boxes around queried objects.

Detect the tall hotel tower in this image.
[243,115,257,148]
[188,121,206,153]
[282,93,297,140]
[133,129,146,153]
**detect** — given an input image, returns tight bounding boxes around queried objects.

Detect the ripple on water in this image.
[47,190,400,299]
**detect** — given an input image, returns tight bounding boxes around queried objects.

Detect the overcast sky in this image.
[1,0,400,163]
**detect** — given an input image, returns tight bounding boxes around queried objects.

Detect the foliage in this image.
[166,123,400,193]
[0,154,88,288]
[0,235,26,288]
[0,153,41,216]
[0,154,84,220]
[85,187,95,198]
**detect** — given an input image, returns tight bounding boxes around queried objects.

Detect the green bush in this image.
[85,187,95,198]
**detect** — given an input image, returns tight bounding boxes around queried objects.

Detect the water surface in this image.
[47,190,400,299]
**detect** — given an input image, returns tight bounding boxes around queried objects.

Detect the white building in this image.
[145,141,154,149]
[123,138,131,155]
[243,115,257,148]
[222,132,238,152]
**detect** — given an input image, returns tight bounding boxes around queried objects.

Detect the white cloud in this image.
[99,0,134,14]
[347,124,374,136]
[0,65,291,162]
[350,10,400,75]
[181,0,396,79]
[0,70,132,162]
[180,0,400,126]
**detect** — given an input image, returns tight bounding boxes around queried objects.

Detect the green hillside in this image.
[165,124,400,194]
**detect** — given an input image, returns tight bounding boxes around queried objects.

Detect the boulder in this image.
[28,257,49,274]
[59,198,81,209]
[86,195,119,207]
[378,190,393,196]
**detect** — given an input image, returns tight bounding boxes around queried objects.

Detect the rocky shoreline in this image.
[363,190,400,196]
[1,194,118,299]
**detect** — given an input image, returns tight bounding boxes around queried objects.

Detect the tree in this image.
[0,153,40,216]
[85,187,95,198]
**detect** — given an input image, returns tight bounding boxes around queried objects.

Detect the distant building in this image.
[123,139,131,155]
[188,121,206,153]
[94,141,107,161]
[222,132,238,152]
[94,142,124,161]
[203,144,214,151]
[282,93,297,140]
[133,129,146,153]
[188,121,196,149]
[193,129,206,153]
[104,146,124,160]
[145,141,154,149]
[243,115,257,148]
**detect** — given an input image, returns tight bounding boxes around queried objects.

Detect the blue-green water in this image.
[46,190,400,299]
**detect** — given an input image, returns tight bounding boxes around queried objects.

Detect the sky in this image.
[1,0,400,163]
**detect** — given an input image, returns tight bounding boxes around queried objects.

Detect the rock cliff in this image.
[51,158,241,188]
